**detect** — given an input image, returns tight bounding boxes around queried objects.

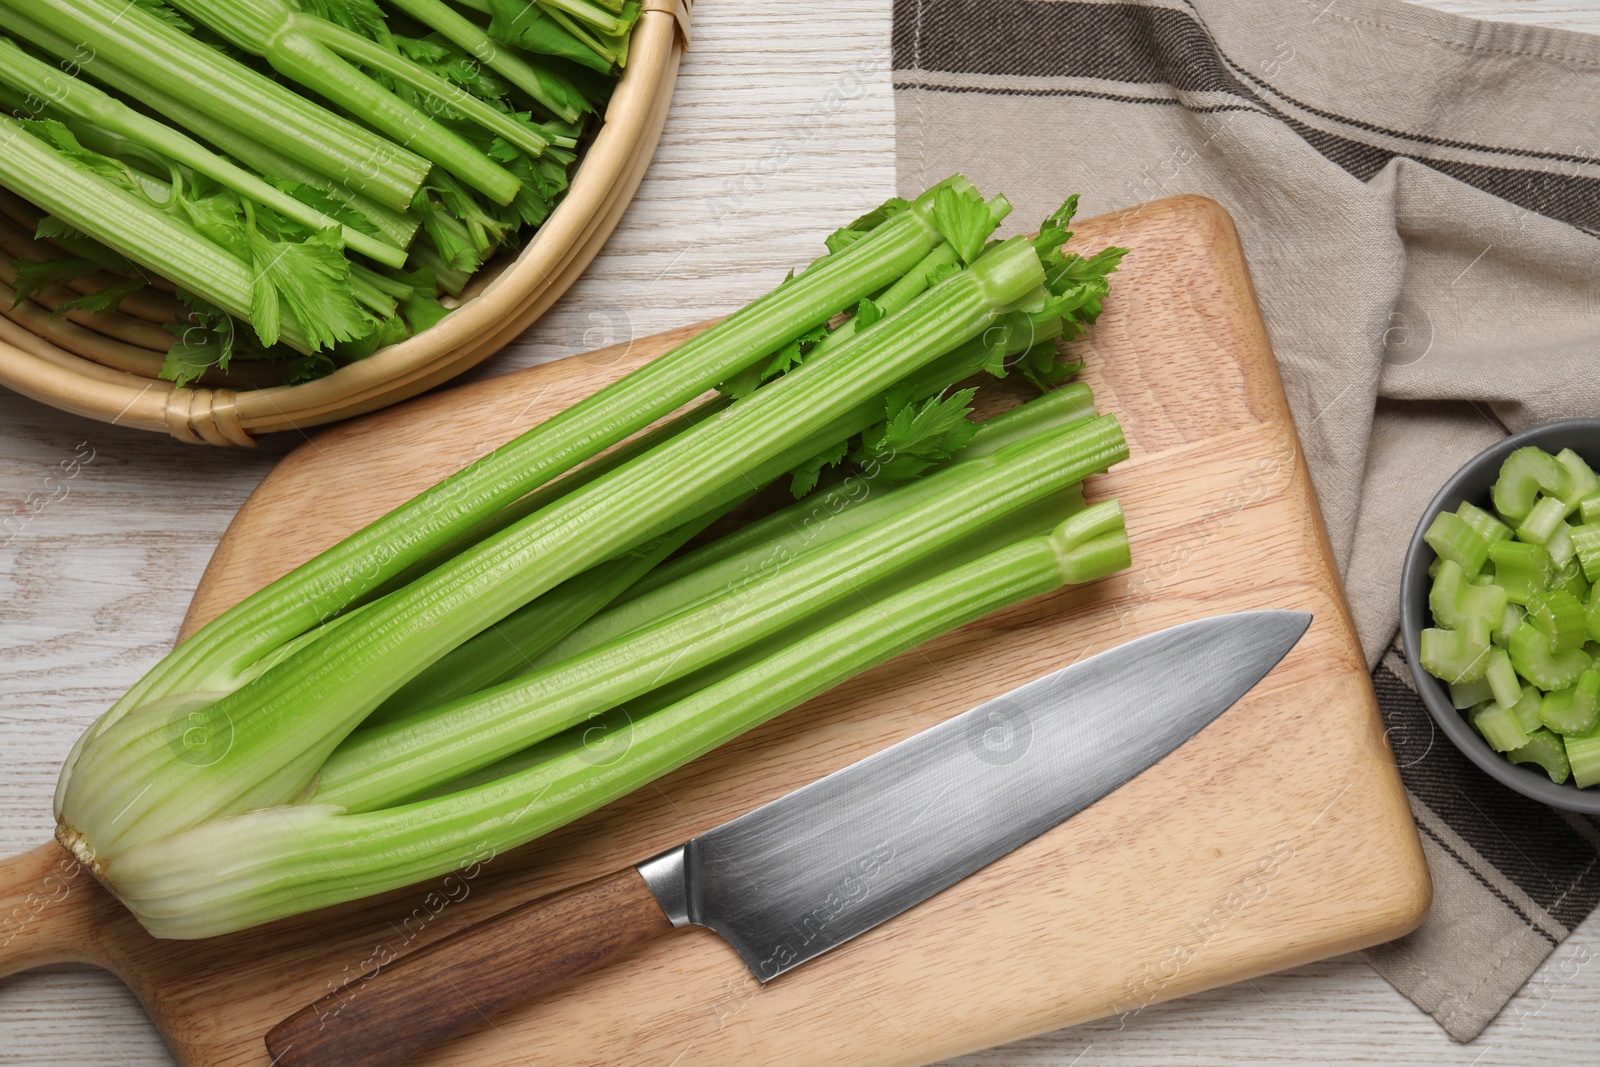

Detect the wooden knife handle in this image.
[265,867,673,1067]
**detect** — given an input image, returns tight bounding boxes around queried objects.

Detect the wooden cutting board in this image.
[0,195,1429,1067]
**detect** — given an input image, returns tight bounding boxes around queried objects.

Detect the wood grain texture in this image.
[266,869,673,1067]
[0,194,1429,1067]
[5,1,1600,1064]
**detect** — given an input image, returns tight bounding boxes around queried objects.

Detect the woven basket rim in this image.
[0,4,688,445]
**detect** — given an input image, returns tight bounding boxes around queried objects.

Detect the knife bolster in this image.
[636,844,691,927]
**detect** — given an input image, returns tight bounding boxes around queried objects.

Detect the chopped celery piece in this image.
[1473,701,1533,753]
[1554,557,1591,601]
[1457,500,1513,545]
[1564,724,1600,788]
[1516,494,1573,545]
[1493,447,1569,521]
[1556,449,1600,509]
[1428,559,1507,629]
[1547,521,1577,568]
[1508,728,1571,784]
[1488,539,1552,605]
[1420,616,1493,684]
[1449,676,1494,710]
[1493,602,1525,648]
[1539,670,1600,736]
[1508,685,1544,735]
[1484,647,1522,708]
[1590,595,1600,644]
[1528,588,1588,652]
[1571,523,1600,582]
[1508,621,1591,690]
[1424,511,1490,577]
[1583,495,1600,525]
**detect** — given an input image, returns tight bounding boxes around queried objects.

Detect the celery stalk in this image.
[59,184,961,777]
[1,6,420,249]
[1420,617,1494,684]
[1507,621,1591,691]
[1508,728,1572,784]
[1484,647,1522,709]
[1428,559,1507,630]
[1538,670,1600,736]
[546,410,1099,666]
[310,420,1125,812]
[1488,539,1552,606]
[60,237,1047,857]
[368,504,734,726]
[1517,495,1573,545]
[10,0,428,209]
[1493,447,1569,521]
[1456,501,1513,546]
[1424,511,1490,577]
[1473,702,1532,753]
[0,114,313,352]
[1564,723,1600,788]
[614,384,1097,604]
[382,0,587,122]
[381,387,1100,720]
[1527,588,1589,653]
[101,508,1127,938]
[0,38,408,268]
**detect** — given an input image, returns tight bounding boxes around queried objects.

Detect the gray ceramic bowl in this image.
[1401,418,1600,814]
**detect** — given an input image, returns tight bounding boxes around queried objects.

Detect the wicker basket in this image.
[0,0,690,446]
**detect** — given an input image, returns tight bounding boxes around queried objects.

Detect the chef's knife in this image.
[266,609,1309,1067]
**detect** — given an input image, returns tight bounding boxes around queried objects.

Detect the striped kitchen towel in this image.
[891,0,1600,1041]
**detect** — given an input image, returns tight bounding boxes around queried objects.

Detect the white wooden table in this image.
[3,0,1599,1063]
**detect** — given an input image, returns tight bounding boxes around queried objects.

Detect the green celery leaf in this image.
[762,323,828,378]
[55,279,146,316]
[130,0,194,33]
[160,343,220,389]
[922,261,959,289]
[1033,194,1080,261]
[1047,246,1128,296]
[1017,340,1081,393]
[295,0,388,36]
[823,196,911,255]
[823,227,869,256]
[35,217,88,242]
[161,297,239,387]
[401,293,452,334]
[245,228,378,351]
[272,180,383,239]
[715,364,764,400]
[931,185,995,266]
[395,34,514,101]
[851,386,979,482]
[21,120,138,189]
[285,353,338,383]
[415,198,485,274]
[177,192,249,255]
[852,296,884,331]
[11,258,96,307]
[788,438,848,498]
[336,314,411,360]
[489,0,616,72]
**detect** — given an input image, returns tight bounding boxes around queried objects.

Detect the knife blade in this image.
[266,610,1309,1067]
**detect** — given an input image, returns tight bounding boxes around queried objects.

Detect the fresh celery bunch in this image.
[52,179,1134,937]
[0,0,621,382]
